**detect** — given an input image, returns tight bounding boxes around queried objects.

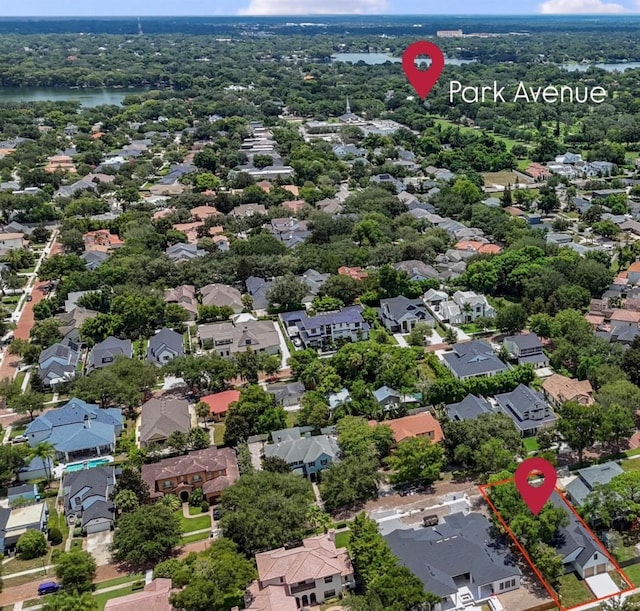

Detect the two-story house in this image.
[142,446,239,504]
[442,341,509,380]
[438,291,496,325]
[0,503,48,555]
[379,296,435,333]
[198,320,280,357]
[565,461,624,506]
[280,306,370,351]
[146,328,185,366]
[86,336,133,373]
[495,384,557,437]
[63,465,116,534]
[263,427,339,482]
[37,339,80,387]
[503,332,548,368]
[250,532,354,609]
[137,397,192,449]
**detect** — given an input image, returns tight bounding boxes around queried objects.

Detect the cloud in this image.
[238,0,388,15]
[538,0,628,13]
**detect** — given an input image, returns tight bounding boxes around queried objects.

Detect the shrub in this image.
[200,501,210,513]
[16,530,47,559]
[48,527,63,545]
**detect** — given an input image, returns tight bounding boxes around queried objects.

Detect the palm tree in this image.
[443,327,458,345]
[158,493,181,513]
[306,505,332,534]
[31,442,55,483]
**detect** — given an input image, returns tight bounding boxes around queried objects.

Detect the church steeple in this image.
[346,96,351,114]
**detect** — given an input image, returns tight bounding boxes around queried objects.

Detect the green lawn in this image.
[71,538,83,550]
[94,585,136,610]
[612,543,637,563]
[334,530,351,549]
[286,411,297,428]
[558,573,593,608]
[623,562,640,587]
[621,458,640,471]
[95,573,144,590]
[189,506,204,516]
[213,423,226,446]
[181,531,210,544]
[9,425,27,438]
[15,370,27,389]
[524,437,539,453]
[176,510,211,533]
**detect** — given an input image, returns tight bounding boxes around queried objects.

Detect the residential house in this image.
[445,394,493,422]
[393,260,439,282]
[53,179,96,199]
[81,251,109,270]
[332,144,366,158]
[264,427,339,482]
[268,218,311,248]
[147,328,185,366]
[37,339,80,387]
[62,466,115,533]
[280,306,370,351]
[7,484,38,506]
[104,579,174,611]
[316,198,344,215]
[628,262,640,285]
[24,398,122,462]
[266,382,306,408]
[442,340,508,380]
[565,461,624,506]
[379,296,435,333]
[17,456,54,483]
[0,503,48,554]
[56,306,97,342]
[503,333,549,368]
[0,233,25,250]
[138,397,192,449]
[164,285,198,320]
[166,242,206,262]
[549,492,612,579]
[542,374,594,408]
[454,241,502,255]
[328,388,351,411]
[371,386,417,412]
[495,384,557,437]
[86,337,133,372]
[337,266,368,281]
[245,582,297,611]
[190,205,219,221]
[438,291,496,324]
[252,532,354,609]
[376,412,444,444]
[142,446,239,503]
[83,230,123,253]
[231,203,268,218]
[245,276,274,310]
[173,222,204,245]
[300,269,330,303]
[423,289,449,313]
[385,512,522,610]
[200,283,244,313]
[200,389,241,422]
[198,320,280,357]
[370,173,404,193]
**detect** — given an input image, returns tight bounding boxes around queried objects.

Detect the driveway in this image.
[85,530,113,566]
[273,320,291,369]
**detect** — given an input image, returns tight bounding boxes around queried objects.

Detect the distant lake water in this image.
[331,52,476,66]
[562,62,640,72]
[0,87,151,107]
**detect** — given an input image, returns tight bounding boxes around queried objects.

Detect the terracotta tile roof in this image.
[256,180,272,192]
[376,412,444,444]
[585,314,605,327]
[282,200,305,213]
[282,185,299,197]
[338,266,368,281]
[190,205,220,220]
[104,578,174,611]
[542,374,594,406]
[628,262,640,273]
[610,309,640,323]
[246,583,297,611]
[505,206,526,216]
[201,389,240,416]
[256,534,353,585]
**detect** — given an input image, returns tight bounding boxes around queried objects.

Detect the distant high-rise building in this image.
[437,29,463,38]
[137,18,143,36]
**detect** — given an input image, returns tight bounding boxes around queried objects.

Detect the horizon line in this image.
[3,13,640,17]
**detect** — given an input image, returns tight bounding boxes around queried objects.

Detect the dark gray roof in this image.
[566,461,624,505]
[446,394,493,421]
[245,276,273,310]
[147,327,185,363]
[280,305,367,329]
[380,296,434,326]
[82,500,115,527]
[8,484,35,497]
[505,333,543,351]
[385,512,521,598]
[266,382,306,404]
[442,340,508,379]
[264,433,339,466]
[64,466,115,512]
[81,251,108,270]
[495,384,557,433]
[87,336,133,370]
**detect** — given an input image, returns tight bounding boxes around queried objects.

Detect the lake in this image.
[0,87,151,107]
[562,62,640,72]
[331,52,476,66]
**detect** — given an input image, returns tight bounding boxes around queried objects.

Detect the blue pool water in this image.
[65,458,111,473]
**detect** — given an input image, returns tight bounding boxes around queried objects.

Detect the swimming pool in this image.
[64,457,112,473]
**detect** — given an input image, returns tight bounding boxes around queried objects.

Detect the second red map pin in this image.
[402,40,445,100]
[514,457,557,516]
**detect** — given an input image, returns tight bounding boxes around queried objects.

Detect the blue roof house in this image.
[25,398,123,462]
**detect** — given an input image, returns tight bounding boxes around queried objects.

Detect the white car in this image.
[292,338,302,348]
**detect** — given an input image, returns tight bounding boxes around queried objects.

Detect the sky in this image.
[4,0,640,17]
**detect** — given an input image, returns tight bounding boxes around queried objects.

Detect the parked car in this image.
[293,337,302,347]
[213,509,221,521]
[26,295,32,302]
[38,582,61,595]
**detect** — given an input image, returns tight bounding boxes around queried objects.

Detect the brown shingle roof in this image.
[542,374,594,406]
[378,412,444,444]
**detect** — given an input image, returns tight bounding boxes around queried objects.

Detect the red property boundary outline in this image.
[478,475,635,610]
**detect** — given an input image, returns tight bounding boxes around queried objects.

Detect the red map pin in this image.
[402,41,445,100]
[514,457,557,516]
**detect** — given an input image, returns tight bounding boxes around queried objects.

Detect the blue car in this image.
[38,582,61,595]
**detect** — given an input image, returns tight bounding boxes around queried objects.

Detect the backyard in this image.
[557,573,593,608]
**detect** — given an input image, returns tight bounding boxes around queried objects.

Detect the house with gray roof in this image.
[393,260,439,282]
[548,491,612,579]
[198,320,280,357]
[62,465,115,533]
[147,328,185,366]
[266,382,306,408]
[81,250,108,270]
[38,339,80,387]
[565,461,624,507]
[138,397,191,449]
[442,340,508,381]
[200,283,243,313]
[328,388,351,411]
[379,296,434,333]
[446,394,493,422]
[495,384,557,437]
[245,276,274,310]
[166,242,206,262]
[25,398,122,462]
[280,306,370,351]
[263,427,339,482]
[384,512,521,610]
[86,336,133,373]
[503,332,548,368]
